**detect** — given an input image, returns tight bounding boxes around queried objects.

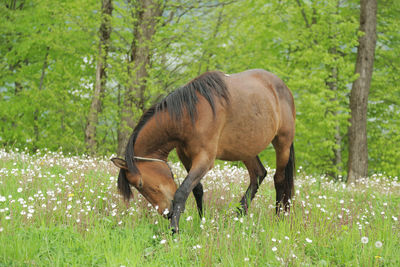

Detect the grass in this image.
[0,148,399,266]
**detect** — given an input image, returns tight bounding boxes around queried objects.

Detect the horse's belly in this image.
[217,128,276,160]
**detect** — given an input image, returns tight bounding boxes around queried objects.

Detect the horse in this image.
[111,69,295,233]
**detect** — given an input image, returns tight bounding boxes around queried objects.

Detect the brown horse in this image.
[111,69,295,233]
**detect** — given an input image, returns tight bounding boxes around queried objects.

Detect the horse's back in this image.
[216,69,295,161]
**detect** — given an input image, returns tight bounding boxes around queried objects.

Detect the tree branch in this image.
[295,0,310,28]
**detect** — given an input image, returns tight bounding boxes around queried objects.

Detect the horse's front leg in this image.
[170,155,211,234]
[176,147,204,219]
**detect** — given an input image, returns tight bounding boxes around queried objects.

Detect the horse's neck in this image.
[134,115,177,161]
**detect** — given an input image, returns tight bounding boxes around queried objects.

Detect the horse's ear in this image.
[111,158,128,170]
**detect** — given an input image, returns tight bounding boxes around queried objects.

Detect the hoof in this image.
[236,206,247,217]
[170,226,178,235]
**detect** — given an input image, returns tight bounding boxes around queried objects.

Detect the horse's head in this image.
[111,158,177,217]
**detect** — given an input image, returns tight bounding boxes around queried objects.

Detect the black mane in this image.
[125,71,229,175]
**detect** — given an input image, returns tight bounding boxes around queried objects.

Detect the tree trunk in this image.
[33,47,49,151]
[117,0,163,156]
[327,62,342,179]
[347,0,377,183]
[85,0,113,155]
[327,2,342,180]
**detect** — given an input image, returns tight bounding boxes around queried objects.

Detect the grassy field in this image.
[0,149,399,266]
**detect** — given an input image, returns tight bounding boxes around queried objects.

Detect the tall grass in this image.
[0,149,399,266]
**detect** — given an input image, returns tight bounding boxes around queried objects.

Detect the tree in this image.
[85,0,113,155]
[116,0,164,156]
[347,0,377,183]
[1,0,399,179]
[0,0,98,153]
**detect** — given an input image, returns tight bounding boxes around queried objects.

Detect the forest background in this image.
[1,0,399,179]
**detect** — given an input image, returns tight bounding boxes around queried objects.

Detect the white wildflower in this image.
[163,208,169,215]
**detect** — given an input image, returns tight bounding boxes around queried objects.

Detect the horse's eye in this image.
[138,176,143,189]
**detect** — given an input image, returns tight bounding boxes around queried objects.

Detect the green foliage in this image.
[0,0,98,153]
[367,0,400,177]
[0,0,399,177]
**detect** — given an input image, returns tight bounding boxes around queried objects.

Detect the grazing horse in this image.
[111,69,295,233]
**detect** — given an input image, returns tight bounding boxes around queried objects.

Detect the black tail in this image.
[118,169,132,201]
[285,143,295,199]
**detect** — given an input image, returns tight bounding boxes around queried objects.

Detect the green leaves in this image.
[0,0,97,152]
[0,0,398,177]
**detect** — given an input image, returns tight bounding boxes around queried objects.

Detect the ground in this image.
[0,149,399,266]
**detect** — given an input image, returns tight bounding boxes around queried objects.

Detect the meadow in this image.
[0,149,399,266]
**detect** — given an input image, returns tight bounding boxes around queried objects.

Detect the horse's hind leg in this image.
[192,183,204,218]
[238,156,267,215]
[272,136,295,214]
